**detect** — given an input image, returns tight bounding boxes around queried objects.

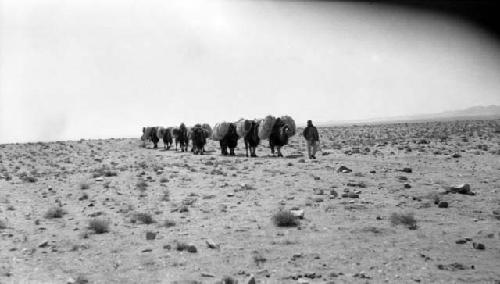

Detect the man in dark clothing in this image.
[303,120,319,159]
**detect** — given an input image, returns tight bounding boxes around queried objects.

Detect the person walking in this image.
[303,120,319,159]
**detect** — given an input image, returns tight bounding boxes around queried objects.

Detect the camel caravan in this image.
[141,115,296,157]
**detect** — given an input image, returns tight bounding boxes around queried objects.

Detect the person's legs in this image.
[306,140,312,158]
[312,141,318,158]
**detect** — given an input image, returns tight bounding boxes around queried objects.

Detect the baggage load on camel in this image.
[258,115,276,140]
[280,115,296,137]
[235,119,252,138]
[212,122,231,141]
[201,123,212,139]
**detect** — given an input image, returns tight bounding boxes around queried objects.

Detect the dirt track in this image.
[1,120,499,283]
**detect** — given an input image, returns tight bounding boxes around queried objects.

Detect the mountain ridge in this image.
[314,105,500,127]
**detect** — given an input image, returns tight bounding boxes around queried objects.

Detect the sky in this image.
[1,0,500,143]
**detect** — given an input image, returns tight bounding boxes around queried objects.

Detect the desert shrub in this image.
[132,212,155,224]
[390,212,417,229]
[44,207,66,219]
[136,180,148,191]
[88,219,110,234]
[162,219,176,228]
[220,276,238,284]
[104,170,117,177]
[252,251,267,265]
[0,220,6,229]
[73,275,89,284]
[20,175,37,183]
[161,190,170,202]
[272,210,299,227]
[176,241,197,253]
[80,183,90,190]
[92,165,117,178]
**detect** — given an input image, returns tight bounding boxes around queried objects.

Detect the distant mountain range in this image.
[316,105,500,126]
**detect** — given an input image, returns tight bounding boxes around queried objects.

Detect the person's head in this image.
[307,120,313,127]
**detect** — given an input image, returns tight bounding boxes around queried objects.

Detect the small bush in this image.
[252,251,267,265]
[390,212,417,229]
[23,176,37,183]
[272,210,299,227]
[162,220,176,228]
[161,190,170,202]
[220,276,238,284]
[176,241,197,253]
[104,170,117,177]
[132,212,155,224]
[80,183,90,190]
[88,219,110,234]
[73,275,89,284]
[44,207,66,219]
[136,180,148,191]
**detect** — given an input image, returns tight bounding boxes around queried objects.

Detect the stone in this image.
[290,209,304,219]
[473,242,485,250]
[404,183,412,189]
[186,244,197,253]
[337,166,352,173]
[38,240,49,248]
[246,275,256,284]
[401,168,413,173]
[313,188,324,195]
[341,192,359,198]
[438,202,449,208]
[206,239,219,249]
[145,231,156,240]
[455,239,467,244]
[448,184,474,195]
[201,272,215,277]
[437,262,473,271]
[95,177,104,182]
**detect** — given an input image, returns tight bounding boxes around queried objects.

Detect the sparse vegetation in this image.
[19,172,37,183]
[131,212,155,224]
[136,180,148,191]
[176,241,197,253]
[272,210,299,227]
[162,219,176,228]
[220,276,238,284]
[390,212,417,229]
[161,190,170,201]
[88,219,110,234]
[44,207,66,219]
[252,250,267,265]
[92,165,118,178]
[2,119,500,281]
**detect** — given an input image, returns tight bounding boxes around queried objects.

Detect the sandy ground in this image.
[1,120,499,283]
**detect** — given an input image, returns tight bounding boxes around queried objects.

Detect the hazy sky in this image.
[1,0,500,143]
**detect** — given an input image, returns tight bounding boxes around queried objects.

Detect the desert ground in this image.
[0,119,499,283]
